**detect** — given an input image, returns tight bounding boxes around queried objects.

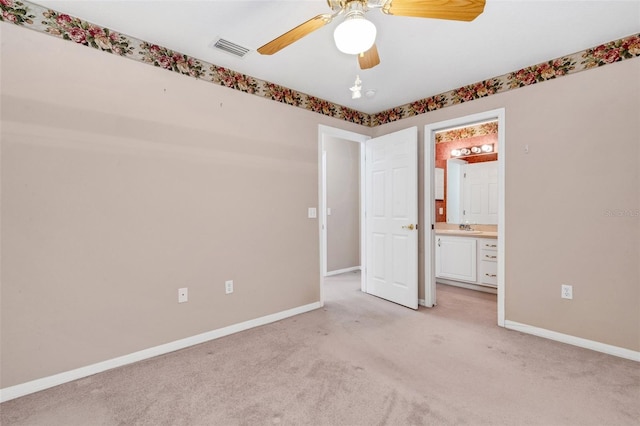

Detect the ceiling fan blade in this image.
[257,14,333,55]
[358,44,381,69]
[383,0,486,22]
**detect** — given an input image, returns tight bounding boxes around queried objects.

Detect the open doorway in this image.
[323,137,361,277]
[318,125,368,306]
[318,125,420,310]
[424,109,505,327]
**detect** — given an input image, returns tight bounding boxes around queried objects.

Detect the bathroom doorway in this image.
[424,108,505,327]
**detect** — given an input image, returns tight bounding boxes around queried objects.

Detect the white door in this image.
[462,161,498,225]
[365,127,418,309]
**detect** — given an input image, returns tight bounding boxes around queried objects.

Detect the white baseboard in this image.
[325,266,361,277]
[0,301,321,403]
[504,320,640,362]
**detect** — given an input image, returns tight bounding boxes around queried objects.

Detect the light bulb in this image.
[334,14,376,55]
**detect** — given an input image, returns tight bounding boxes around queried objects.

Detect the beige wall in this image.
[0,24,368,388]
[373,59,640,352]
[325,136,360,272]
[2,21,639,391]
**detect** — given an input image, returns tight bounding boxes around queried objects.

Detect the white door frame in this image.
[318,125,369,306]
[424,108,506,326]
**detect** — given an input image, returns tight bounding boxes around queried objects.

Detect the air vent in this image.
[212,38,250,58]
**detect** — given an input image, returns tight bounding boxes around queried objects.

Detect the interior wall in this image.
[2,19,638,393]
[373,58,640,352]
[324,137,360,273]
[0,24,369,388]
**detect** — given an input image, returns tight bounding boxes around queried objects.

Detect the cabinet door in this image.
[435,236,477,282]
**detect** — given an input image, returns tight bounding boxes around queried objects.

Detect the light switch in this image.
[439,207,444,215]
[178,288,188,303]
[308,207,317,218]
[327,208,332,216]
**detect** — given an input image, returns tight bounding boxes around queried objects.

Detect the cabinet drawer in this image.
[480,260,498,286]
[480,249,498,262]
[480,240,498,250]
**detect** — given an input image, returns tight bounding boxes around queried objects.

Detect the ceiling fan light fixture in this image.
[333,12,376,55]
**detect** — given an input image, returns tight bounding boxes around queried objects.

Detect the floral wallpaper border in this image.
[435,121,497,144]
[2,0,639,127]
[372,36,640,126]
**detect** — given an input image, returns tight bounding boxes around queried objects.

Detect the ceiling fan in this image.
[257,0,486,70]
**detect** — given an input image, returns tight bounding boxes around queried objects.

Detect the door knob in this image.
[402,224,415,230]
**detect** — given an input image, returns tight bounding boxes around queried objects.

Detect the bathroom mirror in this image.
[434,121,499,225]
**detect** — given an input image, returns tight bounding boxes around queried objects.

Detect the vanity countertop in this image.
[435,229,497,239]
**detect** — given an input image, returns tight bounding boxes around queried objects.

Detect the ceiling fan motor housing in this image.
[327,0,388,12]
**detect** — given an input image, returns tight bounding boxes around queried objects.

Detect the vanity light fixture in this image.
[450,143,494,157]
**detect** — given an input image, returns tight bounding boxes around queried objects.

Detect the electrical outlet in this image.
[178,287,188,303]
[561,284,573,300]
[225,280,234,294]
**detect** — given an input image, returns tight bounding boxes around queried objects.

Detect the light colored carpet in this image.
[1,272,638,425]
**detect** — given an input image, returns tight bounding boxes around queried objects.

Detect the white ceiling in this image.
[34,0,640,114]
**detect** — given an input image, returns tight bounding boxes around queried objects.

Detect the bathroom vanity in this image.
[435,230,498,293]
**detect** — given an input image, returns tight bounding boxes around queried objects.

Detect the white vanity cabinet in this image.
[435,236,477,282]
[435,234,498,289]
